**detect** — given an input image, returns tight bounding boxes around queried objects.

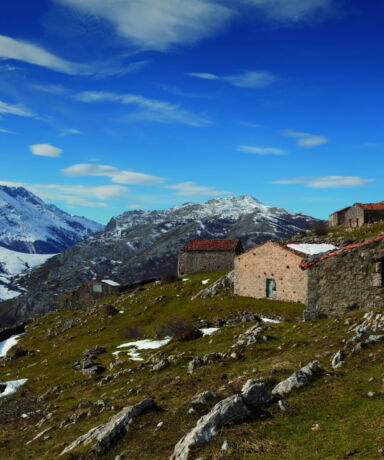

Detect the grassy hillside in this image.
[0,272,384,459]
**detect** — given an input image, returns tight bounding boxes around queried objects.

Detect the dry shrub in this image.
[9,346,28,358]
[121,326,144,340]
[0,395,41,426]
[312,220,329,236]
[160,272,179,285]
[103,304,118,317]
[158,317,202,342]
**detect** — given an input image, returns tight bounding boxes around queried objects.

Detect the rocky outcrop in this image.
[60,398,155,456]
[171,379,273,460]
[192,271,234,300]
[272,361,323,396]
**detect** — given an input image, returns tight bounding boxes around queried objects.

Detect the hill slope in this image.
[0,273,383,459]
[5,195,319,322]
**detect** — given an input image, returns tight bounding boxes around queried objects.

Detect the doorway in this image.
[266,278,275,299]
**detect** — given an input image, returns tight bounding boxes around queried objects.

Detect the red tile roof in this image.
[300,234,384,269]
[355,201,384,211]
[182,239,240,252]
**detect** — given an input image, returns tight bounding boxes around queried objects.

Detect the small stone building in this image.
[329,201,384,228]
[55,279,121,311]
[304,235,384,319]
[178,239,243,276]
[234,241,337,304]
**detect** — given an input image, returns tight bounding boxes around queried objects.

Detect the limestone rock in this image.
[187,357,203,374]
[272,361,322,396]
[60,398,155,456]
[191,271,234,300]
[152,358,169,372]
[241,379,275,408]
[331,350,345,368]
[191,391,217,406]
[170,394,250,460]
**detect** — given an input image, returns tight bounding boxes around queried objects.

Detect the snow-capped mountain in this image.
[4,195,319,323]
[0,185,103,254]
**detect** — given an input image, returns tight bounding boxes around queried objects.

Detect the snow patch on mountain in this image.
[0,185,103,254]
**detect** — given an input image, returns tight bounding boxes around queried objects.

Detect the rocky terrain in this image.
[1,271,384,459]
[1,195,319,323]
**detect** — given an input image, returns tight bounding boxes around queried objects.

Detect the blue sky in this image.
[0,0,383,224]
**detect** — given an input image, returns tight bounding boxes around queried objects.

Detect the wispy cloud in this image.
[236,121,264,128]
[0,34,149,77]
[32,83,69,95]
[187,70,278,88]
[53,0,233,51]
[0,127,15,134]
[242,0,332,22]
[0,100,36,118]
[73,91,212,127]
[0,181,24,187]
[29,144,62,158]
[59,128,82,137]
[237,145,286,155]
[165,181,231,196]
[62,163,165,186]
[272,176,374,188]
[282,129,329,148]
[0,34,86,75]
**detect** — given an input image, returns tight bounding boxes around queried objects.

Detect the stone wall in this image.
[304,238,384,319]
[178,251,235,276]
[55,281,121,311]
[234,242,308,304]
[344,205,365,227]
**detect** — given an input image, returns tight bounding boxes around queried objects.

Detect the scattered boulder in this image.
[171,395,250,460]
[191,271,234,300]
[60,398,155,456]
[233,323,264,348]
[272,361,323,396]
[188,357,203,374]
[241,379,275,408]
[331,350,345,369]
[191,391,217,406]
[152,359,170,372]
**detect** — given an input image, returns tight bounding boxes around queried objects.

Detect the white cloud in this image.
[272,176,374,188]
[282,129,329,148]
[0,100,36,118]
[61,163,165,186]
[53,0,233,51]
[166,181,231,196]
[59,128,82,137]
[237,145,286,155]
[73,91,212,127]
[236,121,264,128]
[187,70,278,88]
[32,83,69,95]
[127,204,148,210]
[29,183,129,208]
[0,128,14,134]
[0,35,86,75]
[29,144,63,158]
[242,0,331,22]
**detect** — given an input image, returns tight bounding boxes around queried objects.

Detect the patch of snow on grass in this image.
[0,379,28,398]
[200,327,219,336]
[182,278,190,282]
[286,243,337,255]
[201,279,210,285]
[260,316,281,324]
[0,333,24,357]
[113,337,171,361]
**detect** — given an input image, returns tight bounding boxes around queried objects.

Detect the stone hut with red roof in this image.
[329,201,384,228]
[178,239,243,276]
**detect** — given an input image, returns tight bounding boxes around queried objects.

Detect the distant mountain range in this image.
[0,185,103,254]
[0,195,320,324]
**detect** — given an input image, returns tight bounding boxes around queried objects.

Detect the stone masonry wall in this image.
[344,205,365,227]
[178,251,235,276]
[304,239,384,319]
[234,242,308,304]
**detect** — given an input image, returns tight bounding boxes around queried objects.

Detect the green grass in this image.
[0,272,383,459]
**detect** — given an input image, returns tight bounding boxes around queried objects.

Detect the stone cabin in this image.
[55,279,121,311]
[178,239,243,276]
[235,237,384,319]
[234,241,337,304]
[329,201,384,228]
